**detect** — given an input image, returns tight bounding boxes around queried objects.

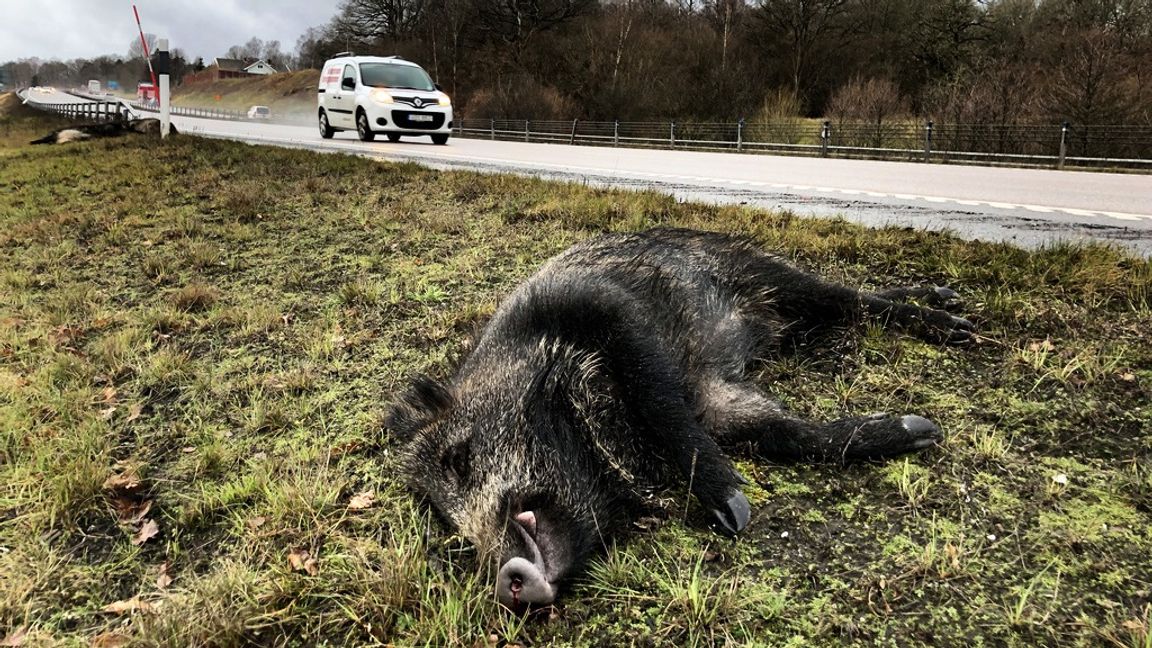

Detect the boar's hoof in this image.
[946,315,976,344]
[901,415,943,449]
[933,286,962,309]
[709,490,751,537]
[497,557,555,608]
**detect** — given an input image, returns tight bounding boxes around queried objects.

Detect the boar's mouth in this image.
[496,510,562,608]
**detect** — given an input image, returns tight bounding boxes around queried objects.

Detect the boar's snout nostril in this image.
[497,557,554,607]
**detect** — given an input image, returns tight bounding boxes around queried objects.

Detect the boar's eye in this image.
[441,440,471,483]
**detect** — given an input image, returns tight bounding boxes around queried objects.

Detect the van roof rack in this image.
[386,55,405,60]
[332,51,354,58]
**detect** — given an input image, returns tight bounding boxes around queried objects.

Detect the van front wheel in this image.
[356,111,375,142]
[431,134,449,145]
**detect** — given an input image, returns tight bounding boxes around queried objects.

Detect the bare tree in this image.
[128,33,159,60]
[755,0,857,100]
[332,0,428,42]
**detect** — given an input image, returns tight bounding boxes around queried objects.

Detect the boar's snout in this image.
[498,557,555,607]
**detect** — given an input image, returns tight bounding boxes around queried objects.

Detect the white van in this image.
[317,54,452,144]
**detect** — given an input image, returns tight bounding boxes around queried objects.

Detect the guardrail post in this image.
[923,120,933,162]
[670,121,676,147]
[1058,121,1068,170]
[614,120,619,146]
[737,118,744,151]
[525,120,530,142]
[821,121,830,157]
[570,119,578,145]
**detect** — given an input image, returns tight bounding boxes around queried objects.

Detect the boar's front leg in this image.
[610,347,752,536]
[533,280,752,535]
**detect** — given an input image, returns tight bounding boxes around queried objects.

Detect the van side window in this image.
[342,65,356,89]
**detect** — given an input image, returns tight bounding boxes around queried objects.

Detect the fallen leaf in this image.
[112,497,152,524]
[156,562,173,590]
[1027,339,1055,352]
[90,632,130,647]
[125,403,143,422]
[102,597,153,614]
[0,626,28,647]
[102,473,143,495]
[247,516,267,530]
[1121,372,1136,382]
[101,386,118,404]
[132,519,160,546]
[100,406,117,421]
[288,549,319,575]
[348,491,375,510]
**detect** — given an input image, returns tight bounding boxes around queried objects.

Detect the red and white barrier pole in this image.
[133,4,158,91]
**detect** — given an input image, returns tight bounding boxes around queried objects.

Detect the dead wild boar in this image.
[388,227,973,608]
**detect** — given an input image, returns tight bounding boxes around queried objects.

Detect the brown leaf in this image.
[102,597,153,614]
[132,519,160,546]
[247,516,268,530]
[1121,372,1137,382]
[100,406,118,421]
[0,626,28,647]
[156,562,173,590]
[1027,339,1055,352]
[90,632,131,648]
[288,549,319,576]
[348,491,375,510]
[112,497,152,524]
[101,386,118,404]
[125,403,143,423]
[102,473,143,495]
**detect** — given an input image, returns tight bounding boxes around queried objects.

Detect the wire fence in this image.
[455,118,1152,170]
[22,91,1152,171]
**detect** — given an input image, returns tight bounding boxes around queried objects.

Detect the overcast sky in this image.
[0,1,341,63]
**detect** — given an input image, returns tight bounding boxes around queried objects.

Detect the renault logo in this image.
[413,98,423,108]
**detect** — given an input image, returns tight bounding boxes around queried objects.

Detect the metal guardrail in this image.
[130,100,312,125]
[454,118,1152,170]
[25,99,133,122]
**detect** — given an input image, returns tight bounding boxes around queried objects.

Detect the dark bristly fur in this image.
[388,227,974,607]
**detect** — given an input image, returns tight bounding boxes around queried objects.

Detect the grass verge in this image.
[1,95,1150,647]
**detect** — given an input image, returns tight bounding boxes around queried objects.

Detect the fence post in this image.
[1058,121,1068,170]
[570,119,578,145]
[821,121,830,157]
[614,120,619,146]
[525,120,530,142]
[737,118,744,151]
[670,121,676,147]
[923,121,934,162]
[490,118,495,140]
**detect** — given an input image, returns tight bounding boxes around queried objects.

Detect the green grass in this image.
[1,95,1150,646]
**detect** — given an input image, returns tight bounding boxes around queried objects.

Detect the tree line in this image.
[6,0,1150,126]
[298,0,1151,125]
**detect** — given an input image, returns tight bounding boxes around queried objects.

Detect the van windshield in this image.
[359,63,435,91]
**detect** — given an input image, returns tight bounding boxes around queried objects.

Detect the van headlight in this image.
[437,92,451,107]
[371,89,394,105]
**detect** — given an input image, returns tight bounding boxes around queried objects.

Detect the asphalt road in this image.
[21,89,1152,256]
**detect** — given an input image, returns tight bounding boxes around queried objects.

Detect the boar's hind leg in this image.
[705,381,942,463]
[743,257,974,344]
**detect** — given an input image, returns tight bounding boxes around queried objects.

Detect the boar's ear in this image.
[386,375,454,441]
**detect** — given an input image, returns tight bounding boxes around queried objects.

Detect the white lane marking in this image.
[180,120,1152,223]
